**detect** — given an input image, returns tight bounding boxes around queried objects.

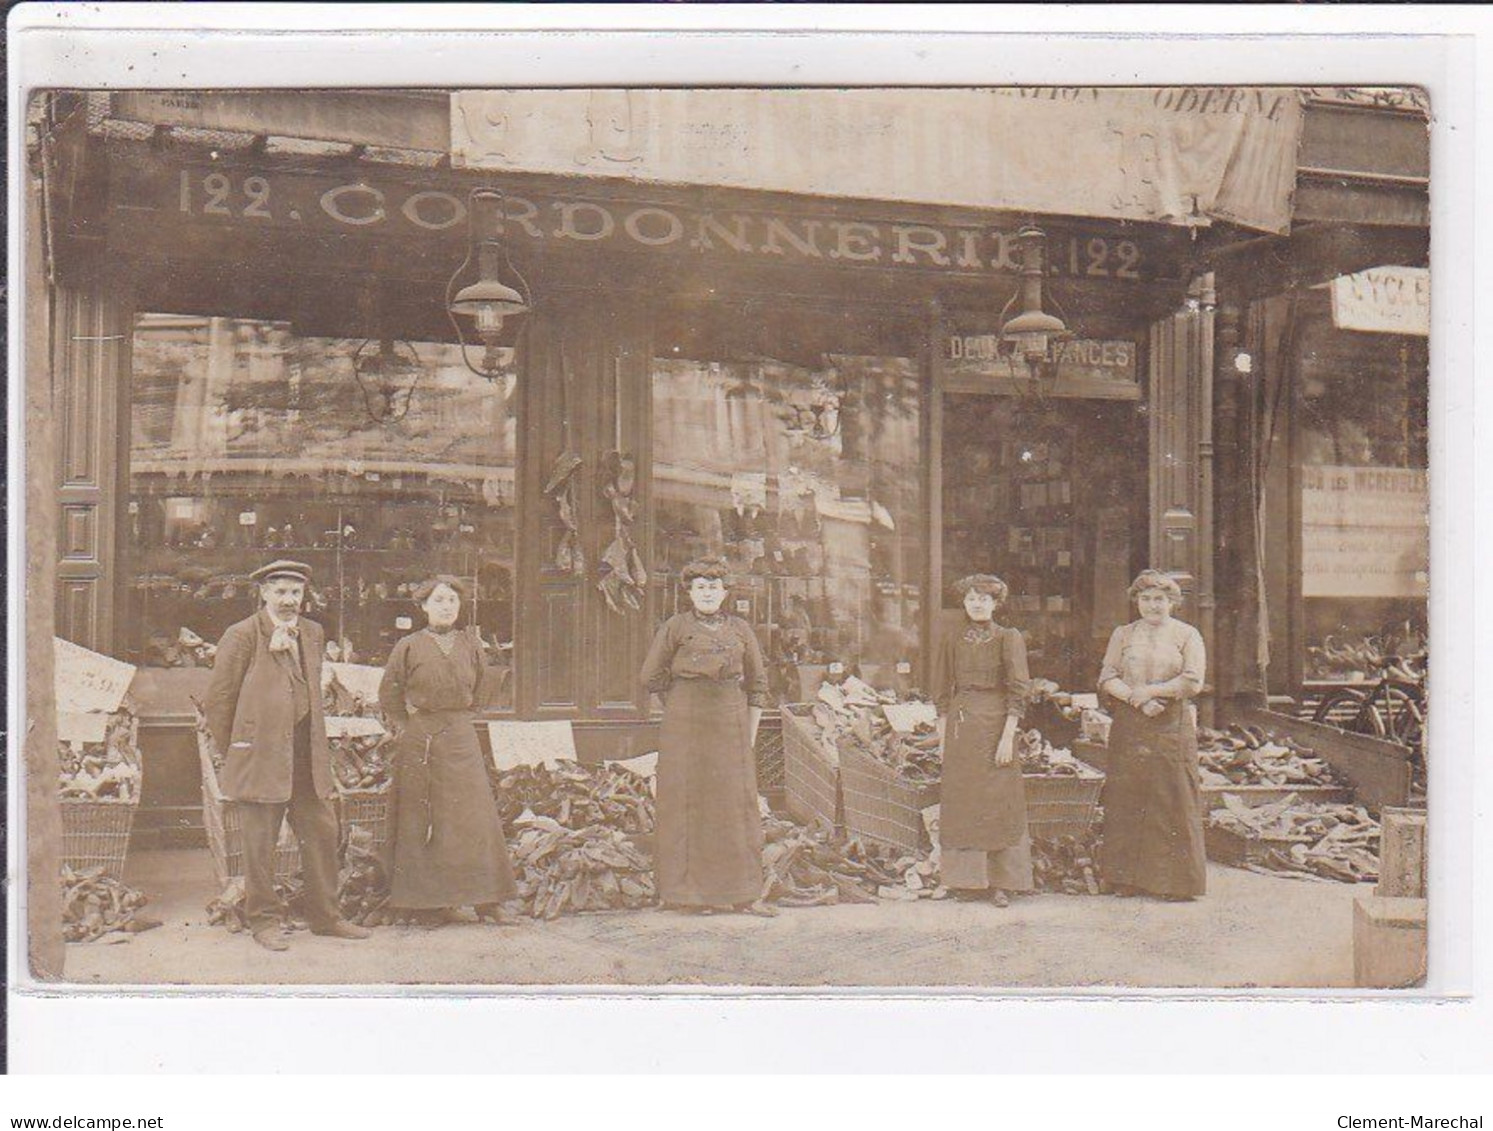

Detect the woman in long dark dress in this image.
[640,557,776,917]
[379,576,520,925]
[931,574,1034,907]
[1097,569,1208,901]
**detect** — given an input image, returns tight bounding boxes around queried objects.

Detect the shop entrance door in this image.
[513,303,654,719]
[938,396,1148,692]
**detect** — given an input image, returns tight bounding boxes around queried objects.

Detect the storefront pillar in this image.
[1212,298,1269,712]
[26,116,66,977]
[52,278,133,653]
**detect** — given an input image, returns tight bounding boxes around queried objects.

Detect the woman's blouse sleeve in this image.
[1003,627,1031,721]
[1098,624,1129,692]
[739,622,770,709]
[1157,624,1206,698]
[378,637,411,728]
[639,617,678,696]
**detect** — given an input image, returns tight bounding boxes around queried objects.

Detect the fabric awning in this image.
[451,87,1306,235]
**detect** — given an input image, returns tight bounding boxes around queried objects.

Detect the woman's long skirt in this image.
[655,680,764,907]
[386,708,518,909]
[1099,700,1206,898]
[938,689,1033,892]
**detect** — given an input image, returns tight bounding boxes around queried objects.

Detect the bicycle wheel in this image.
[1372,682,1425,749]
[1313,687,1373,733]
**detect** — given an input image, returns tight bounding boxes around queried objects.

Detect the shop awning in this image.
[99,89,1305,235]
[450,88,1307,235]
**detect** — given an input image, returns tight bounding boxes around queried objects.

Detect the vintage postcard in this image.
[16,80,1433,994]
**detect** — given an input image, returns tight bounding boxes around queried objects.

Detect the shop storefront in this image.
[40,88,1327,841]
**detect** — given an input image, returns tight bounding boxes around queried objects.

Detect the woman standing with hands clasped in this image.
[640,557,777,917]
[1097,569,1208,901]
[379,576,521,927]
[931,574,1033,908]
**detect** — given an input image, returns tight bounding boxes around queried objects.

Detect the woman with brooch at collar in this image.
[379,575,521,927]
[640,556,777,917]
[930,574,1034,908]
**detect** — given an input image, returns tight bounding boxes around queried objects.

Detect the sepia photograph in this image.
[16,79,1434,994]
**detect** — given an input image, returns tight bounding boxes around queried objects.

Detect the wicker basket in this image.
[59,711,142,882]
[1023,769,1105,840]
[753,713,786,811]
[195,719,302,889]
[839,742,941,852]
[780,703,843,830]
[60,798,139,882]
[338,786,391,851]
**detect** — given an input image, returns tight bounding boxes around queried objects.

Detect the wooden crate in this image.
[1200,783,1355,812]
[1204,822,1314,868]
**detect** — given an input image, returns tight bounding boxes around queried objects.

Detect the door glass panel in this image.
[651,308,923,700]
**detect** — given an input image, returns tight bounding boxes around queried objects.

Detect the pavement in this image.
[60,848,1368,989]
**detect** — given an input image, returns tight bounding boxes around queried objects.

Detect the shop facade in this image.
[34,88,1421,842]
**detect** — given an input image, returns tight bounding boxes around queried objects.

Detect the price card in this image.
[828,662,845,675]
[895,661,912,675]
[239,511,258,526]
[325,716,386,739]
[883,701,938,733]
[395,616,413,630]
[1070,693,1100,710]
[57,711,110,745]
[735,599,751,614]
[365,472,382,482]
[54,639,136,715]
[487,720,576,771]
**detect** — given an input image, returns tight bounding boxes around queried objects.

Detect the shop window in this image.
[650,308,923,700]
[1296,313,1428,683]
[125,314,519,708]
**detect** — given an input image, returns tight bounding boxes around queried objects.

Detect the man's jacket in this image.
[204,609,333,802]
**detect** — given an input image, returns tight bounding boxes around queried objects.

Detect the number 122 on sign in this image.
[180,170,273,219]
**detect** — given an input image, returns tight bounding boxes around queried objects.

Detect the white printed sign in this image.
[325,662,385,704]
[1302,465,1428,598]
[54,639,137,715]
[1330,266,1429,336]
[325,716,386,740]
[57,711,111,745]
[487,721,577,771]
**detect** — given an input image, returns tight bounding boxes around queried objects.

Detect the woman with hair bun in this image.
[640,557,776,917]
[379,575,520,925]
[1097,569,1208,901]
[930,573,1033,908]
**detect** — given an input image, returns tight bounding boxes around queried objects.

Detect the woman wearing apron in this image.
[931,574,1033,908]
[1097,569,1208,901]
[640,557,776,917]
[379,576,520,926]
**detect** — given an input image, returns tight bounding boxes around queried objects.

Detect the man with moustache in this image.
[203,560,370,951]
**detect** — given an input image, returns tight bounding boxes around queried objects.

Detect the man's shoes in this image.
[251,926,290,952]
[310,919,372,940]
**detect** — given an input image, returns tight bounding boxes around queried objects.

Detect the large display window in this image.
[126,313,520,706]
[1295,313,1428,683]
[649,305,924,699]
